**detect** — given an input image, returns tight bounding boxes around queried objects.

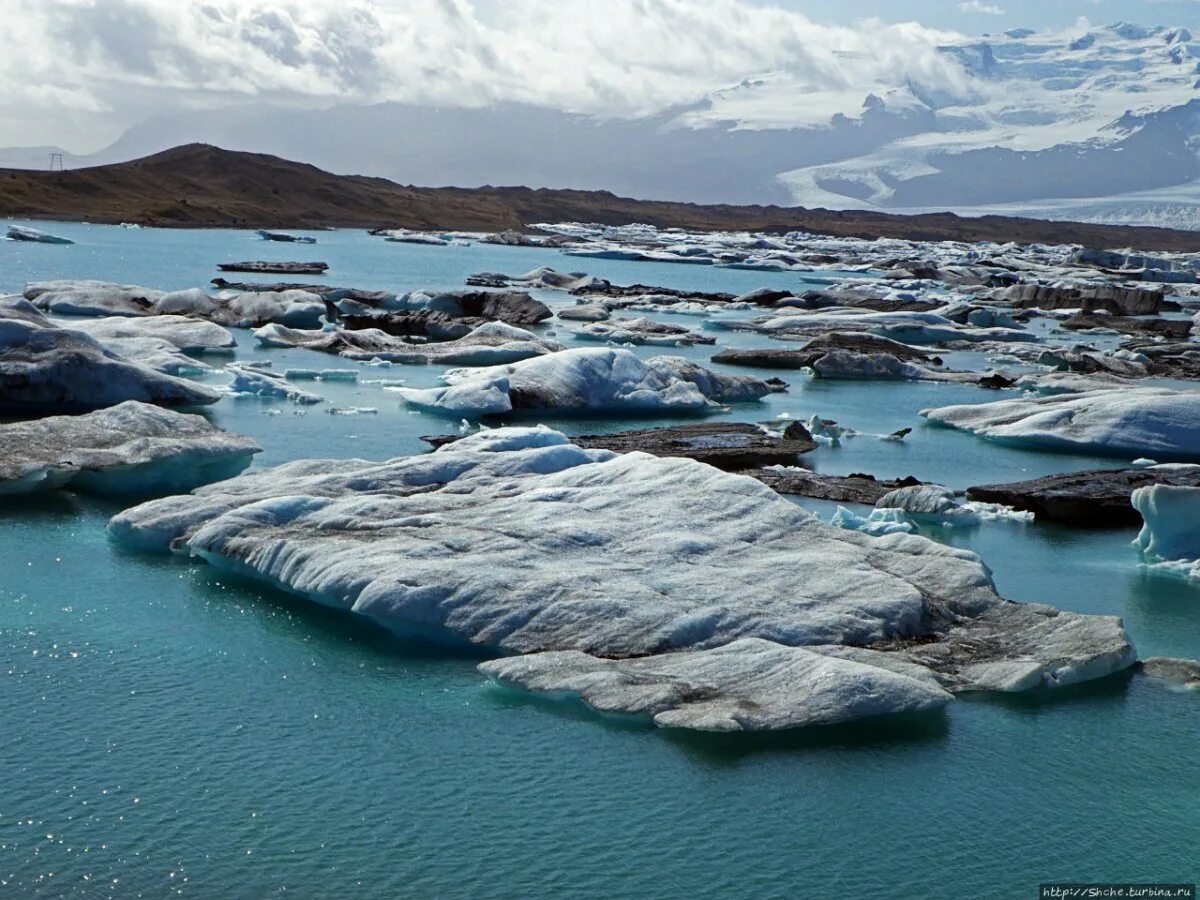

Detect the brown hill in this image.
[4,143,1200,250]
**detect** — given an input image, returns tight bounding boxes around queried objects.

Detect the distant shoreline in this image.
[6,143,1200,252]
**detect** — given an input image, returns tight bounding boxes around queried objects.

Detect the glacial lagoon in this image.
[3,221,1198,897]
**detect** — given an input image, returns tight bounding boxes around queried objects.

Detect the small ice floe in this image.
[284,368,359,382]
[831,484,1032,536]
[326,407,377,416]
[226,364,323,404]
[1132,458,1158,468]
[7,225,73,244]
[807,415,855,445]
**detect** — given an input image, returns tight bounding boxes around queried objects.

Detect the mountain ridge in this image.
[6,143,1200,251]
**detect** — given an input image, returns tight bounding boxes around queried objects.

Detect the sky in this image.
[1,0,1198,153]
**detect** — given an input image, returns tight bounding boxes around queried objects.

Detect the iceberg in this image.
[575,316,715,346]
[391,348,780,417]
[0,297,221,412]
[25,280,165,317]
[226,364,323,404]
[1132,485,1200,563]
[255,321,562,366]
[0,401,259,496]
[66,315,236,354]
[922,388,1200,460]
[110,427,1135,730]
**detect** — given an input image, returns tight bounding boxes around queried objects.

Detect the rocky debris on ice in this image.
[110,427,1135,730]
[995,283,1173,316]
[718,308,1032,345]
[257,230,316,244]
[575,316,716,346]
[391,348,782,417]
[1060,312,1192,340]
[217,261,329,275]
[0,298,221,412]
[468,267,610,293]
[6,225,73,245]
[968,465,1200,527]
[572,280,734,305]
[712,332,937,370]
[749,468,925,504]
[225,364,322,404]
[255,321,562,366]
[481,638,953,732]
[1117,340,1200,381]
[808,349,977,383]
[0,401,259,496]
[923,387,1200,460]
[424,421,817,470]
[387,289,552,326]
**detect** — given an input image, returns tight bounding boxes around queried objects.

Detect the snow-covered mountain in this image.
[775,22,1200,227]
[8,22,1200,228]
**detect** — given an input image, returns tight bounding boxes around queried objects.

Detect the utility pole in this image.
[49,152,63,173]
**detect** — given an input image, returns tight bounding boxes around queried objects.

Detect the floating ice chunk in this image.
[284,368,359,382]
[256,321,562,366]
[65,315,236,353]
[923,387,1200,460]
[326,406,378,416]
[0,401,259,496]
[481,639,952,731]
[226,364,323,404]
[25,280,164,317]
[0,298,220,412]
[1132,485,1200,562]
[1133,458,1159,468]
[830,505,917,536]
[391,348,776,417]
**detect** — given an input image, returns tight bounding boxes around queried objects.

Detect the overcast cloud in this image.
[0,0,973,150]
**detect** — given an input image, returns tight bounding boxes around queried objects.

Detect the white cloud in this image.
[0,0,972,150]
[958,0,1005,14]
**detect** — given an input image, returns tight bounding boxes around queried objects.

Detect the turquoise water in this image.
[2,223,1198,898]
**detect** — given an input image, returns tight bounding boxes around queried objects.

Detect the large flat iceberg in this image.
[922,388,1200,460]
[0,401,260,496]
[110,427,1135,731]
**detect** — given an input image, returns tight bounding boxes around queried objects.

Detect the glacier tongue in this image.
[110,427,1135,731]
